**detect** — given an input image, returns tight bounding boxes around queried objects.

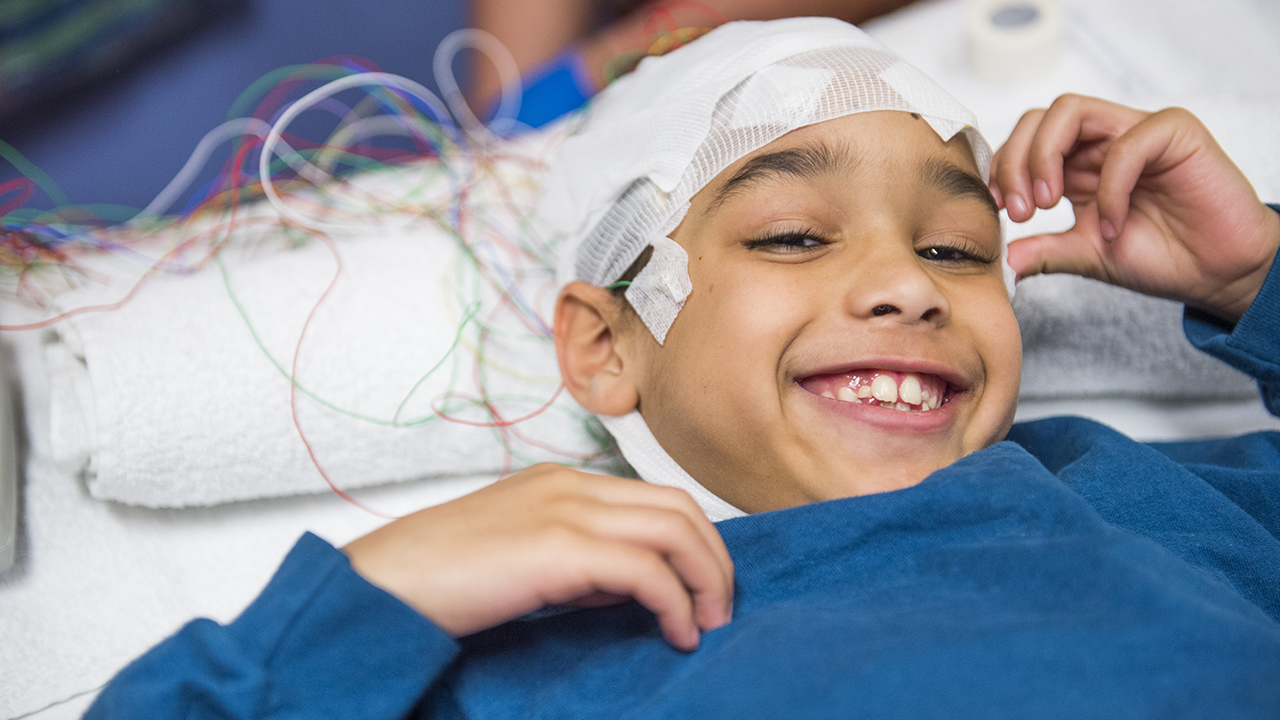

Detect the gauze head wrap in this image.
[538,16,1014,345]
[537,18,1012,521]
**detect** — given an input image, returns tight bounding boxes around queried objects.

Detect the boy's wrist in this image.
[1195,204,1280,325]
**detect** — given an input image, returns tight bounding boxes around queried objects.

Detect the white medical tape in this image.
[599,411,747,522]
[624,236,693,344]
[966,0,1066,85]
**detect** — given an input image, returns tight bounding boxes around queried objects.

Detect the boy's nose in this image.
[843,247,950,326]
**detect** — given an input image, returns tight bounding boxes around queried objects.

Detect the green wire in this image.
[216,254,481,429]
[0,139,69,208]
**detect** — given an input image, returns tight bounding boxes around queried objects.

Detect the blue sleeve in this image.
[85,532,459,720]
[1183,205,1280,416]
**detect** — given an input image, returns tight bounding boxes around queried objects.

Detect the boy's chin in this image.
[714,452,964,512]
[826,455,964,498]
[795,434,1003,503]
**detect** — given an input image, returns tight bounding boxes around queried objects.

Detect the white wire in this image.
[136,30,527,228]
[135,117,274,219]
[433,28,525,142]
[259,71,458,231]
[318,114,443,171]
[138,32,528,231]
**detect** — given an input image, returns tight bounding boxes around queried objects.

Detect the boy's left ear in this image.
[553,281,641,416]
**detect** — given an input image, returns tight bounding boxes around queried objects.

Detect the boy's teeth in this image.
[870,375,898,403]
[899,375,922,405]
[812,371,949,412]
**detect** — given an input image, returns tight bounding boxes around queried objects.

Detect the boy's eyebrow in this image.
[923,158,999,217]
[708,143,999,218]
[708,142,855,212]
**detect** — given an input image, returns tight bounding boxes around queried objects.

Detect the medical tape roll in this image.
[966,0,1065,84]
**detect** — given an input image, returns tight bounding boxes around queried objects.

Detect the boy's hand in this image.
[343,464,734,652]
[990,93,1280,323]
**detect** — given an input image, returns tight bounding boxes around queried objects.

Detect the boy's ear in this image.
[553,281,641,416]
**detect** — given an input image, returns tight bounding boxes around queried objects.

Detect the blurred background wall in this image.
[0,0,466,210]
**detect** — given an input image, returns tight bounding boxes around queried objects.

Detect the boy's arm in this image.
[85,532,459,720]
[989,94,1280,326]
[343,464,733,652]
[87,465,733,719]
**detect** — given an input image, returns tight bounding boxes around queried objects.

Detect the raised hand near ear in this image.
[989,93,1280,324]
[343,464,734,652]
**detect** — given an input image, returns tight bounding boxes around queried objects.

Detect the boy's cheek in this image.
[971,306,1023,447]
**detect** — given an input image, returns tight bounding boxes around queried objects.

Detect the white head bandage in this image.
[538,17,1011,344]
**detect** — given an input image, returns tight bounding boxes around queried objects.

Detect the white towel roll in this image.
[43,161,613,507]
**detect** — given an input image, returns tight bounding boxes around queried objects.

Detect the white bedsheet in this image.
[1,326,497,719]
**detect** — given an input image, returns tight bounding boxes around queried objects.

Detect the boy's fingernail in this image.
[1100,219,1116,241]
[1034,180,1051,207]
[1007,193,1027,218]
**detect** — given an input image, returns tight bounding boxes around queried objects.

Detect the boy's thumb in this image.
[1006,229,1105,283]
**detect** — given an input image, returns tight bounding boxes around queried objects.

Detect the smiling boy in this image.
[587,111,1023,509]
[89,18,1280,719]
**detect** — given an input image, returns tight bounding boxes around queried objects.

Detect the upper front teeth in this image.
[823,372,945,411]
[898,375,922,405]
[870,375,897,403]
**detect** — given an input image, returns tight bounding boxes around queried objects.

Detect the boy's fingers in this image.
[1094,108,1190,243]
[1006,226,1105,281]
[555,540,704,651]
[516,468,731,580]
[991,108,1047,222]
[1026,95,1146,214]
[576,478,734,589]
[571,502,734,629]
[988,177,1004,212]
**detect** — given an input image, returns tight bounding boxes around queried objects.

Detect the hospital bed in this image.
[2,0,1279,717]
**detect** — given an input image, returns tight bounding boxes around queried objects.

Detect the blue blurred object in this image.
[491,47,594,129]
[0,0,467,212]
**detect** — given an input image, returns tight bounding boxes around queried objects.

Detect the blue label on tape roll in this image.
[992,5,1040,28]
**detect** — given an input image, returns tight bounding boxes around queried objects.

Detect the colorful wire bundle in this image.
[0,12,724,512]
[0,30,625,514]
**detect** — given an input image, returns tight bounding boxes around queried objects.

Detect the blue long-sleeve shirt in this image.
[87,247,1280,719]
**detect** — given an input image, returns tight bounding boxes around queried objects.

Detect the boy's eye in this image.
[745,230,829,254]
[918,243,995,264]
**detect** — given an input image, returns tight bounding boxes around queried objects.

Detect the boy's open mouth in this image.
[799,370,954,412]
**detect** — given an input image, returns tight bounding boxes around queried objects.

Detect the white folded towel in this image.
[43,157,615,507]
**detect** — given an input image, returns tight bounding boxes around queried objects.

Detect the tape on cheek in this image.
[625,235,693,344]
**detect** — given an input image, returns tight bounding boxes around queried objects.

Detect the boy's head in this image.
[543,18,1022,514]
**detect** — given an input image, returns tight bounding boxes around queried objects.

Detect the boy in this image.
[88,18,1279,718]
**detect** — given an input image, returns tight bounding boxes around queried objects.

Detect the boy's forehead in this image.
[699,111,995,216]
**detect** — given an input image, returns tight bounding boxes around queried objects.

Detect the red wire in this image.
[0,178,36,218]
[286,230,398,519]
[429,383,566,428]
[0,215,281,331]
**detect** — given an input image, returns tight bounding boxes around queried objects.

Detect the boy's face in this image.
[623,111,1022,513]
